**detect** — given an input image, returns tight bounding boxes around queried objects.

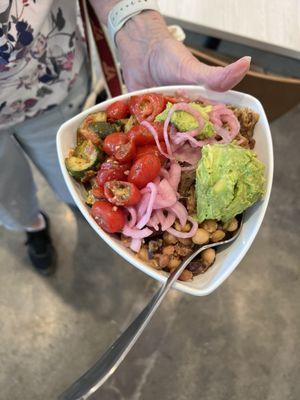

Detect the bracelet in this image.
[107,0,160,46]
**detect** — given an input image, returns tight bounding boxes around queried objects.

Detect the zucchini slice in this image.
[65,140,99,180]
[88,121,120,139]
[77,111,121,143]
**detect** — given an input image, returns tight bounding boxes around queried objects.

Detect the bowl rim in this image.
[57,85,274,296]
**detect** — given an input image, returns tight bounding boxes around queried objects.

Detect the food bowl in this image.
[56,85,273,296]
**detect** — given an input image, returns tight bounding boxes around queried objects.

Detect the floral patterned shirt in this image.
[0,0,86,129]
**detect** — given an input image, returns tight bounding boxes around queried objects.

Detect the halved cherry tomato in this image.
[127,122,165,146]
[114,140,136,164]
[127,125,154,146]
[104,180,141,206]
[128,154,161,189]
[128,93,166,122]
[91,200,125,233]
[103,132,136,163]
[97,159,130,187]
[107,100,130,121]
[103,132,128,156]
[135,142,167,164]
[91,185,105,198]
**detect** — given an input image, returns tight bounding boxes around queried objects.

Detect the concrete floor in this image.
[0,104,300,400]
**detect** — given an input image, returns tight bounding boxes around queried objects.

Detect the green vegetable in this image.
[88,121,120,138]
[89,111,107,122]
[124,115,136,132]
[65,140,100,181]
[196,143,265,222]
[155,102,215,138]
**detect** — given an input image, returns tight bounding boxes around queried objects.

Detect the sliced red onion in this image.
[160,168,169,179]
[141,120,171,159]
[130,238,142,252]
[125,206,137,228]
[156,209,176,231]
[166,102,205,132]
[164,102,206,157]
[123,225,152,239]
[136,182,157,229]
[168,161,181,191]
[148,211,160,231]
[137,192,150,219]
[173,143,201,165]
[166,216,198,238]
[173,131,217,148]
[168,201,188,226]
[209,104,240,141]
[153,178,177,209]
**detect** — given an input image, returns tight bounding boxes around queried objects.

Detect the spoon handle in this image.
[58,248,205,400]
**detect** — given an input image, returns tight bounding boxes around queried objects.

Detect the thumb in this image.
[190,56,251,92]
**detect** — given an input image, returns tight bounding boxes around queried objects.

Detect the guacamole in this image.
[196,144,265,222]
[155,102,215,139]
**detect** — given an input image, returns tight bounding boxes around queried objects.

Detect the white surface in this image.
[158,0,300,59]
[56,86,273,296]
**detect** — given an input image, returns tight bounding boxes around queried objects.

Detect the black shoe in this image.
[25,212,56,276]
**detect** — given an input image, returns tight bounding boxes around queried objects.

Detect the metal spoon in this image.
[58,216,243,400]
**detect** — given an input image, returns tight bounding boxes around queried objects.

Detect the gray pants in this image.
[0,65,90,231]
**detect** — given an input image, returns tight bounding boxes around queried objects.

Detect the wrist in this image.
[116,10,171,50]
[89,0,120,25]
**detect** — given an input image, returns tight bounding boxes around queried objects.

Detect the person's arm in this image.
[89,1,250,92]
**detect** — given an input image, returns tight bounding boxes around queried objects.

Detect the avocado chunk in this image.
[196,143,265,222]
[155,102,215,138]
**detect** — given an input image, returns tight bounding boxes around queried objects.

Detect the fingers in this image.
[192,56,251,92]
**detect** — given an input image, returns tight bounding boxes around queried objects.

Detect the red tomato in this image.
[91,185,105,198]
[103,132,128,156]
[97,159,130,187]
[127,125,154,146]
[91,200,125,233]
[128,93,166,122]
[114,140,136,164]
[135,143,167,164]
[127,122,165,146]
[104,180,141,206]
[128,154,161,189]
[107,100,129,121]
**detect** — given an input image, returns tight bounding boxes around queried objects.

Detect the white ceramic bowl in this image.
[57,85,273,296]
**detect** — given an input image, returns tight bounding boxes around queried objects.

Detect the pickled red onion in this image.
[173,143,201,165]
[168,161,181,191]
[126,206,137,228]
[209,104,240,141]
[136,182,157,229]
[155,210,175,231]
[136,192,150,219]
[166,217,198,238]
[123,225,152,239]
[153,178,177,209]
[168,201,188,227]
[163,102,205,155]
[141,120,171,159]
[130,238,142,252]
[148,211,160,231]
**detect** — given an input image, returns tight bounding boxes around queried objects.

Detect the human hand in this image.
[116,11,250,92]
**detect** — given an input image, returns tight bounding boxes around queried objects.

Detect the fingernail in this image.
[242,56,252,63]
